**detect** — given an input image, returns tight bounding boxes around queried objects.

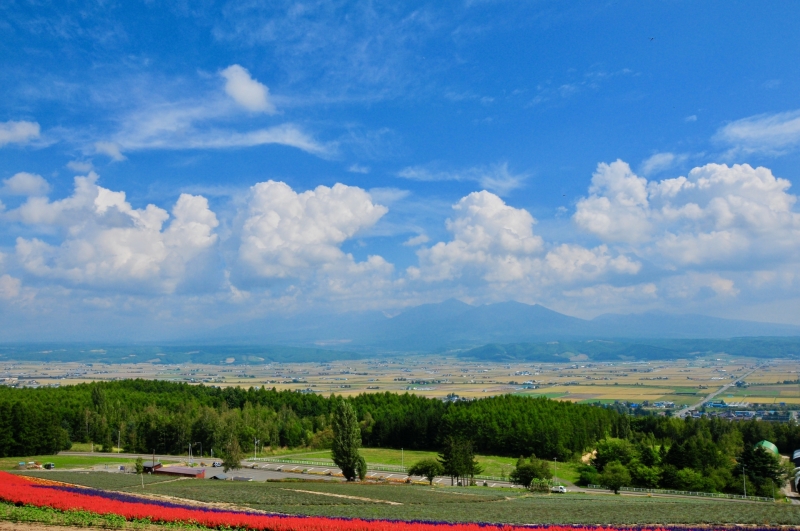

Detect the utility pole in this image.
[742,465,747,497]
[117,430,120,454]
[254,438,259,460]
[554,457,558,485]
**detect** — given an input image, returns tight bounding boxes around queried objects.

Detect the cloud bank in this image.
[8,172,218,293]
[0,160,798,332]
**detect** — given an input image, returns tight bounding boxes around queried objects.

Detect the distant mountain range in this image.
[3,299,799,364]
[205,299,800,352]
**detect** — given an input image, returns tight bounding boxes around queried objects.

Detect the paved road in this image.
[676,366,758,418]
[62,451,520,488]
[242,460,520,488]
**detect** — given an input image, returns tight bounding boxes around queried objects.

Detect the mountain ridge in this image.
[201,299,800,352]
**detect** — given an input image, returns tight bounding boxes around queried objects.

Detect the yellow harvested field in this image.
[541,385,675,399]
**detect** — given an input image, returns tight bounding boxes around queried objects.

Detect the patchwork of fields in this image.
[8,355,798,410]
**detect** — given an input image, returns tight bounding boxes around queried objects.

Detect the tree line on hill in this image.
[0,380,618,460]
[0,380,797,498]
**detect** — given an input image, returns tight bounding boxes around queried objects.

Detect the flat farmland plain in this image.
[3,355,797,411]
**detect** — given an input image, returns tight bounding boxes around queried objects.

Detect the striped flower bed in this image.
[0,472,776,531]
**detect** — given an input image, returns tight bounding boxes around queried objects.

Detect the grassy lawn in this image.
[0,454,138,470]
[1,452,185,471]
[273,447,580,482]
[21,471,800,526]
[67,442,128,453]
[3,447,579,482]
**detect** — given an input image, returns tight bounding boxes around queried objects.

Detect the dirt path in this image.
[280,488,403,505]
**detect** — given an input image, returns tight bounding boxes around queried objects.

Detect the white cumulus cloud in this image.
[410,191,543,283]
[2,172,50,196]
[575,161,800,267]
[410,191,637,286]
[574,160,652,244]
[0,120,40,147]
[239,180,388,278]
[220,64,276,113]
[544,244,640,283]
[10,172,218,293]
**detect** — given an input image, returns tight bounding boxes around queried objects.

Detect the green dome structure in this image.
[755,440,779,456]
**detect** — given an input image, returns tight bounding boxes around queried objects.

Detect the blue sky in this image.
[2,1,800,340]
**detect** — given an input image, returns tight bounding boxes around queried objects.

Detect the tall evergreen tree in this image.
[439,436,482,486]
[331,400,362,481]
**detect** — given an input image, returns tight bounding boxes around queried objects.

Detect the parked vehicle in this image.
[212,461,223,467]
[550,485,567,493]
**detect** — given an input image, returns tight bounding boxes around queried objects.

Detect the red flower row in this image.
[0,472,682,531]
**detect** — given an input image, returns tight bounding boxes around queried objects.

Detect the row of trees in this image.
[0,380,622,459]
[576,429,790,497]
[406,438,483,486]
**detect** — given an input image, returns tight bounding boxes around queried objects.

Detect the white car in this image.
[212,461,223,467]
[550,485,567,493]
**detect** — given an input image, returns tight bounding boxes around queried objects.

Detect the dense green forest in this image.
[0,380,797,497]
[0,380,617,459]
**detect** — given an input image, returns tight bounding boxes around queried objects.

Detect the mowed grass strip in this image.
[0,455,139,470]
[21,472,800,526]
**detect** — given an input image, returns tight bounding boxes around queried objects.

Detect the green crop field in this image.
[21,471,800,526]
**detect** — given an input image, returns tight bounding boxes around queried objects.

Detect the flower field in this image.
[0,472,795,531]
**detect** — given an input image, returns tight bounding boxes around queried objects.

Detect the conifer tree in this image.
[331,399,362,481]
